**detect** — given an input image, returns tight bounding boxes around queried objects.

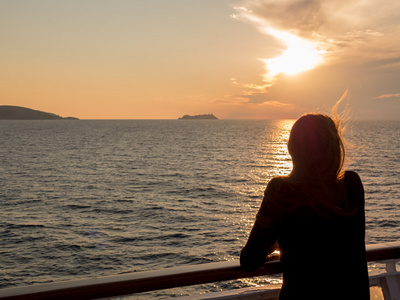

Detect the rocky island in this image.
[178,114,218,120]
[0,106,79,120]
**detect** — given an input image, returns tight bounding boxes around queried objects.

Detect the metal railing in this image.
[0,241,399,300]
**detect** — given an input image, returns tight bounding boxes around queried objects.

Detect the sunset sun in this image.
[262,29,325,79]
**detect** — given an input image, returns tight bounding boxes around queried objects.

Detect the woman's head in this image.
[288,113,345,181]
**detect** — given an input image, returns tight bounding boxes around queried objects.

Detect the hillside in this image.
[178,114,218,120]
[0,106,78,120]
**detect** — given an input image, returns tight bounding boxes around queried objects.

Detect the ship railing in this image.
[0,241,399,300]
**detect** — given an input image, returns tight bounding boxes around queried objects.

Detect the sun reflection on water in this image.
[238,276,283,287]
[245,119,294,197]
[240,119,294,199]
[236,120,294,289]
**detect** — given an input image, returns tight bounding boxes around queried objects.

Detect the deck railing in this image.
[0,241,399,300]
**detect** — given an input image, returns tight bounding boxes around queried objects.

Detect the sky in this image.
[1,0,399,120]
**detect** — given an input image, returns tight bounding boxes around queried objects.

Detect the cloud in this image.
[234,0,400,62]
[220,91,293,107]
[239,0,399,36]
[374,57,400,70]
[241,92,270,104]
[229,0,400,109]
[243,82,271,90]
[227,76,274,104]
[238,0,326,38]
[374,93,400,100]
[227,0,400,121]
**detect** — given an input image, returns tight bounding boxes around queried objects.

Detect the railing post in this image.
[385,260,397,273]
[379,260,400,300]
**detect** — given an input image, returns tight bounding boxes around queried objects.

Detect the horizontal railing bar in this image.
[366,242,400,262]
[1,241,399,300]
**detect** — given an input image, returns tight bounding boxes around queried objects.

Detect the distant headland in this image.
[178,114,218,120]
[0,106,79,120]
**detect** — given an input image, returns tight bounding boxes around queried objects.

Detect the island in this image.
[0,106,79,120]
[178,114,218,120]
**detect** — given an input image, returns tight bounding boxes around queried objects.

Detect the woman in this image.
[240,113,369,299]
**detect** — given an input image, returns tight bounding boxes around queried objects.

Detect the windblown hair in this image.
[288,114,345,181]
[284,92,354,217]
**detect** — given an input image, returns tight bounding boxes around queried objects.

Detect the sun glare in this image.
[262,29,324,79]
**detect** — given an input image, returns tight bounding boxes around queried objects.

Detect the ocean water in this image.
[0,119,399,298]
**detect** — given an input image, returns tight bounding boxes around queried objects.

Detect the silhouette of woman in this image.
[240,108,369,299]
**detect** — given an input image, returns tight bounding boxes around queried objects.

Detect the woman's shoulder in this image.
[344,170,360,178]
[259,176,291,217]
[266,176,288,190]
[343,170,363,185]
[264,176,294,197]
[343,170,364,196]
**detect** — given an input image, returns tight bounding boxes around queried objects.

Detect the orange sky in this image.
[1,0,399,119]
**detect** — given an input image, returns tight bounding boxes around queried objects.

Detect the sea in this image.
[0,119,399,298]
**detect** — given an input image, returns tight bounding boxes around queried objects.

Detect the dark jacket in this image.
[240,171,369,299]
